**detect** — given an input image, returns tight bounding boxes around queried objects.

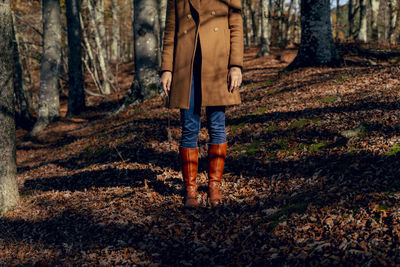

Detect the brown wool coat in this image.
[161,0,244,109]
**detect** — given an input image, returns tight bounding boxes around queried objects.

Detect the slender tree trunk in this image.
[276,0,284,46]
[370,0,380,40]
[357,0,367,42]
[335,0,340,39]
[388,0,397,43]
[159,0,167,49]
[283,0,294,47]
[87,0,111,94]
[250,1,258,44]
[32,0,62,135]
[0,0,19,213]
[383,0,387,41]
[11,10,32,127]
[95,0,105,55]
[348,0,355,39]
[80,13,102,94]
[293,0,300,44]
[111,0,120,62]
[258,0,270,57]
[287,0,342,69]
[128,0,160,103]
[245,1,253,45]
[66,0,85,116]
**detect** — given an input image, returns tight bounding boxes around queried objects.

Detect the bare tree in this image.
[258,0,270,57]
[388,0,397,43]
[0,0,19,213]
[111,0,120,62]
[287,0,342,69]
[357,0,367,42]
[87,0,111,95]
[110,0,160,114]
[32,0,62,135]
[11,10,32,127]
[66,0,85,115]
[370,0,380,40]
[347,0,356,39]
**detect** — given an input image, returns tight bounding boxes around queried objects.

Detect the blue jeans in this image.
[180,75,226,148]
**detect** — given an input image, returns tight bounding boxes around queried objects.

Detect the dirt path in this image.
[3,47,400,265]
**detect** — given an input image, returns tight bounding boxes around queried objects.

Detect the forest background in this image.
[2,0,400,265]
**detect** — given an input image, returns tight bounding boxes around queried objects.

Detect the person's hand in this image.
[160,71,172,96]
[227,66,242,92]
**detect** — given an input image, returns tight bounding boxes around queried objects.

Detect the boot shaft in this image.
[207,142,227,184]
[179,146,198,187]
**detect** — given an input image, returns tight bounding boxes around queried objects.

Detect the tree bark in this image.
[357,0,367,42]
[129,0,160,102]
[388,0,397,43]
[87,0,111,95]
[335,0,340,39]
[257,0,270,57]
[244,0,253,45]
[32,0,62,135]
[287,0,342,70]
[283,0,295,47]
[370,0,380,40]
[66,0,85,116]
[250,1,258,45]
[11,10,32,128]
[347,0,355,39]
[111,0,120,62]
[293,0,300,44]
[0,0,19,213]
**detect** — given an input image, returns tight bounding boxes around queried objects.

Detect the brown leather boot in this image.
[180,146,199,208]
[208,142,227,207]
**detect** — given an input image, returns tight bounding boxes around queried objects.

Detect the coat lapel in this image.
[189,0,200,12]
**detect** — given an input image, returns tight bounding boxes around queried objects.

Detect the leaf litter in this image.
[3,46,400,265]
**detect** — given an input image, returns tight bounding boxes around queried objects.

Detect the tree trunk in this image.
[250,1,258,45]
[0,0,19,213]
[370,0,380,40]
[111,0,120,62]
[348,0,355,39]
[335,0,340,39]
[257,0,270,57]
[388,0,397,43]
[276,0,284,46]
[293,0,300,44]
[287,0,342,70]
[95,0,105,53]
[32,0,62,135]
[11,10,32,128]
[87,0,111,95]
[245,1,253,45]
[283,0,295,47]
[126,0,160,104]
[66,0,85,116]
[357,0,367,42]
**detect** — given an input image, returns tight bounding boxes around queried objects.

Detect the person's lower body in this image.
[179,75,227,208]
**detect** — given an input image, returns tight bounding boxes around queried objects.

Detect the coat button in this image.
[187,14,192,19]
[183,30,187,34]
[214,27,219,32]
[211,11,216,15]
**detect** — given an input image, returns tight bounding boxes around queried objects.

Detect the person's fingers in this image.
[230,76,235,92]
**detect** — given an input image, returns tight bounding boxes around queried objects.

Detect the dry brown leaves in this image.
[2,46,400,265]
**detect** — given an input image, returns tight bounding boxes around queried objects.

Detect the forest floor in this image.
[3,46,400,265]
